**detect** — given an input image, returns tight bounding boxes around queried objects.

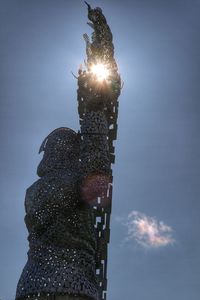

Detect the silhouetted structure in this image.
[16,3,121,300]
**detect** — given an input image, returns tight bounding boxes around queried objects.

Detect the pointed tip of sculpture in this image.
[84,1,91,9]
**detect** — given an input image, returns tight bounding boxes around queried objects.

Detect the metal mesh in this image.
[16,4,121,300]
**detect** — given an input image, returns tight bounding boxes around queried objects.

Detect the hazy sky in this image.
[0,0,200,299]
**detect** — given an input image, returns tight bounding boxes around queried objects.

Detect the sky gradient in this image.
[0,0,200,299]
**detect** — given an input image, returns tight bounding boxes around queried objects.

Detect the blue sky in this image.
[0,0,200,299]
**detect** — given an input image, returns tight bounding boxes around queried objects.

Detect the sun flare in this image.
[90,63,110,81]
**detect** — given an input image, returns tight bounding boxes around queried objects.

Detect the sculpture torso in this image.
[16,129,100,300]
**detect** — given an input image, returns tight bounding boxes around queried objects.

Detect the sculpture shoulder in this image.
[25,170,80,215]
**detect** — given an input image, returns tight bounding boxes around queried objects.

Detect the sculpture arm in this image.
[80,110,111,203]
[77,5,121,300]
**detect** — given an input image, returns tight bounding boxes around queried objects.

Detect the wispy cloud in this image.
[117,211,175,249]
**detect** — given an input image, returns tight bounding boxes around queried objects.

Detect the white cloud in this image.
[118,211,175,249]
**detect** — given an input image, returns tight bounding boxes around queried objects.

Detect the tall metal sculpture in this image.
[16,3,121,300]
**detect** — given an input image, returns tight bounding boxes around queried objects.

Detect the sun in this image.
[90,63,110,81]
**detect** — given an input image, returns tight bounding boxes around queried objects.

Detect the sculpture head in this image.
[37,127,80,177]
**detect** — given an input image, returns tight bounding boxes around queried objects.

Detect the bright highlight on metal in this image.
[91,64,110,81]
